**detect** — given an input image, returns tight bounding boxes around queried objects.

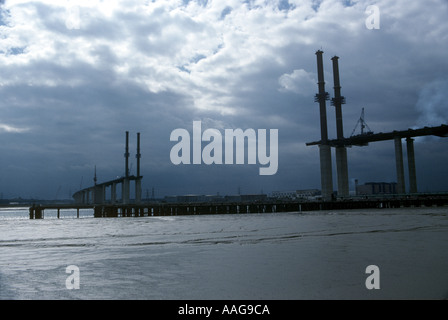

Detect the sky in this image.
[0,0,448,200]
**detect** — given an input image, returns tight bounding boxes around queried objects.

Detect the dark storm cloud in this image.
[0,0,447,199]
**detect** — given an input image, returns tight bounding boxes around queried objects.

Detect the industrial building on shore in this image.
[355,181,398,196]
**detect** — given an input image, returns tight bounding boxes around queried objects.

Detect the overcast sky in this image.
[1,0,447,200]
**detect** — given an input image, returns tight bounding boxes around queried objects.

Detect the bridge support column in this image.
[111,183,117,204]
[319,144,333,201]
[135,132,142,204]
[101,185,106,204]
[406,137,417,194]
[315,50,333,201]
[336,146,349,198]
[122,178,130,205]
[331,56,349,198]
[394,137,406,194]
[93,186,104,204]
[80,191,85,205]
[135,179,142,204]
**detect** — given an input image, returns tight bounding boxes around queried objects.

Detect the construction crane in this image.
[351,108,373,137]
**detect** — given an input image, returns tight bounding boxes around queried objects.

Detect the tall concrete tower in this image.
[315,50,333,200]
[123,131,130,204]
[135,132,142,203]
[331,56,349,198]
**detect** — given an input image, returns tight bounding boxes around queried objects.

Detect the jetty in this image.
[29,193,448,219]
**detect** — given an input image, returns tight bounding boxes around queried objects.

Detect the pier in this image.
[29,193,448,219]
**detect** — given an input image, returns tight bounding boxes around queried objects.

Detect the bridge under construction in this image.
[72,131,142,205]
[307,50,448,200]
[28,51,448,219]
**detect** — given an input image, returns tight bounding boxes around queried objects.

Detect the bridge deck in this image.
[306,124,448,147]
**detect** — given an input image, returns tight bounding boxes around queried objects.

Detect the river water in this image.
[0,206,447,300]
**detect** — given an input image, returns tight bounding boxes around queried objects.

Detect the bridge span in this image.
[72,131,142,205]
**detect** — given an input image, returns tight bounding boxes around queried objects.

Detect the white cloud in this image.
[1,0,447,121]
[0,0,319,113]
[278,69,316,95]
[378,0,448,45]
[0,123,30,133]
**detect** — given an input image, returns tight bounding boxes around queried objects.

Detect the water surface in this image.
[1,206,447,299]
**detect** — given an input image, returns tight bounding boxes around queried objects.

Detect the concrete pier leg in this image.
[135,179,142,204]
[394,137,406,194]
[331,56,349,198]
[336,146,349,198]
[122,179,130,205]
[111,183,116,204]
[319,144,333,201]
[406,137,417,194]
[102,185,106,204]
[315,51,333,201]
